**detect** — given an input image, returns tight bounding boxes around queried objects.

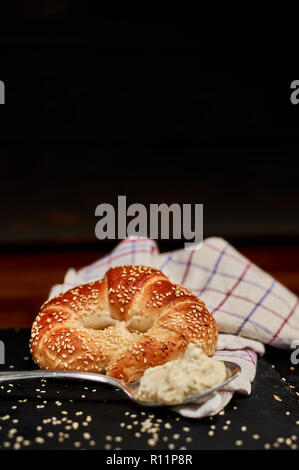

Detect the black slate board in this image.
[0,329,298,451]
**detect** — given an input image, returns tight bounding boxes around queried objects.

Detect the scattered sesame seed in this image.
[274,394,282,402]
[35,437,45,444]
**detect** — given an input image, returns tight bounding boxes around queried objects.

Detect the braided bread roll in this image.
[30,265,218,382]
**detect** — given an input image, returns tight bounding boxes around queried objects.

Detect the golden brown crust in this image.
[30,265,218,382]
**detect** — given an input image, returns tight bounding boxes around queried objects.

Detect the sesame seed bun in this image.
[30,265,218,382]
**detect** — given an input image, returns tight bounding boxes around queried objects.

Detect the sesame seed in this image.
[35,437,45,444]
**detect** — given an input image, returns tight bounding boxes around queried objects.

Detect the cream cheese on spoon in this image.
[136,342,227,405]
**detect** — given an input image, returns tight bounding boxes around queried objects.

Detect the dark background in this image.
[0,2,299,251]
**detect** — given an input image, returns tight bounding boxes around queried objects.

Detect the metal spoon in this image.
[0,361,240,407]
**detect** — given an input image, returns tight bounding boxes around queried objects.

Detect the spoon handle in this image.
[0,370,130,396]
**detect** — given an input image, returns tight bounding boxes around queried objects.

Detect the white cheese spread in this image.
[136,343,227,405]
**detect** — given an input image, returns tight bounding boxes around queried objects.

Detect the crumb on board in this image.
[273,394,282,402]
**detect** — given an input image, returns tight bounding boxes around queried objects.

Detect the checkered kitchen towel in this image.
[48,237,299,418]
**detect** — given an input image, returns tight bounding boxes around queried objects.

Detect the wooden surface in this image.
[0,244,298,329]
